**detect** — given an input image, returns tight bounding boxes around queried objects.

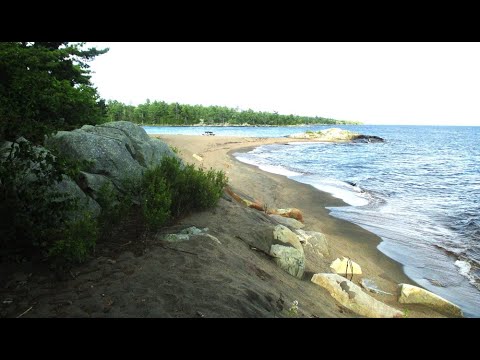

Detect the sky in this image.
[87,42,480,126]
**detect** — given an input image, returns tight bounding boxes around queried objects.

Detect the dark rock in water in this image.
[288,128,384,143]
[352,135,385,143]
[426,278,447,288]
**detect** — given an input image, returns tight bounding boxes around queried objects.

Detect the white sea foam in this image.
[308,181,370,206]
[236,153,368,206]
[258,164,302,177]
[234,155,261,167]
[233,127,480,317]
[454,260,479,290]
[294,177,370,206]
[234,155,302,177]
[455,260,472,278]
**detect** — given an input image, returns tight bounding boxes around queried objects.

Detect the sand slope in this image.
[0,135,447,318]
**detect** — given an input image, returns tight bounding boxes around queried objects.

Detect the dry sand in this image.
[0,135,447,318]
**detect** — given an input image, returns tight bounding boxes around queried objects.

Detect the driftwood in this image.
[225,187,304,222]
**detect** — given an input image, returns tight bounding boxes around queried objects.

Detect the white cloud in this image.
[88,42,480,126]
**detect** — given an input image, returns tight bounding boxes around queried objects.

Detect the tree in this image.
[104,98,361,127]
[0,42,109,143]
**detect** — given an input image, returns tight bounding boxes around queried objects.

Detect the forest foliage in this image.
[105,99,361,126]
[0,42,108,143]
[0,42,351,264]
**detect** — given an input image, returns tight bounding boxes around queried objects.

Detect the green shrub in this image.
[0,142,228,262]
[96,181,133,229]
[170,146,182,155]
[0,140,78,248]
[141,171,172,229]
[0,140,101,265]
[140,156,228,229]
[48,212,98,263]
[158,156,228,217]
[96,182,120,215]
[181,163,228,210]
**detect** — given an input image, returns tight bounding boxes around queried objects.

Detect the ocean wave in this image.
[257,164,302,177]
[455,260,479,290]
[455,260,472,277]
[234,127,480,316]
[294,178,372,207]
[234,154,302,177]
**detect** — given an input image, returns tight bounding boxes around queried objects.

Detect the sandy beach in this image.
[152,135,446,317]
[0,134,449,318]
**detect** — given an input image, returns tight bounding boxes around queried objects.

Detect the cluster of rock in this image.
[5,121,461,318]
[315,260,462,317]
[1,121,180,218]
[222,187,464,318]
[288,128,384,143]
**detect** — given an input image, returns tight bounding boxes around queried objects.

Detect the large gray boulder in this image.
[270,225,306,278]
[45,121,178,195]
[46,128,142,189]
[269,214,305,229]
[100,122,176,167]
[311,273,402,318]
[77,172,115,200]
[273,225,304,253]
[398,284,463,317]
[270,244,305,279]
[52,176,101,218]
[2,122,176,229]
[1,138,101,219]
[296,229,329,257]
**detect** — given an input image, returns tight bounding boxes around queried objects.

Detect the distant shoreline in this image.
[141,123,362,128]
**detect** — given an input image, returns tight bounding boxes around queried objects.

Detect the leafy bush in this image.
[96,181,133,229]
[0,141,228,263]
[0,140,77,247]
[170,146,182,155]
[141,172,172,229]
[48,212,98,263]
[0,139,98,263]
[140,156,228,229]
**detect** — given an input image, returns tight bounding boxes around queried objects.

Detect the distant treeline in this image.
[106,100,361,126]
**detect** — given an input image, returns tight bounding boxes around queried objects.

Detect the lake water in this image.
[145,125,480,317]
